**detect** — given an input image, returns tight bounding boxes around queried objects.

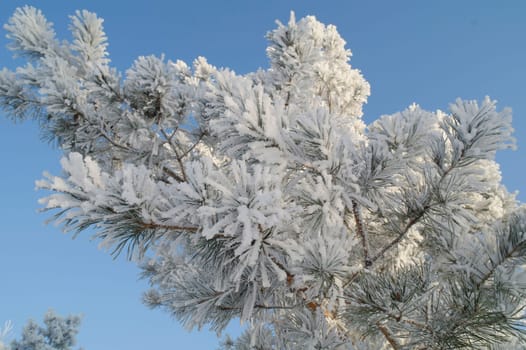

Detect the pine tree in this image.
[3,311,82,350]
[1,7,525,349]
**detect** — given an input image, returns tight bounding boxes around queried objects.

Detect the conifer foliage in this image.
[1,7,525,349]
[2,311,82,350]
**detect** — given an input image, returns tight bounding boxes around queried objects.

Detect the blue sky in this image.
[0,1,525,349]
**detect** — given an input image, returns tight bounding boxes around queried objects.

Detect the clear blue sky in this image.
[0,1,525,349]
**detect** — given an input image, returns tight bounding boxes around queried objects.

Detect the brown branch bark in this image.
[139,221,199,232]
[377,323,401,350]
[160,127,188,181]
[351,201,371,267]
[163,167,185,183]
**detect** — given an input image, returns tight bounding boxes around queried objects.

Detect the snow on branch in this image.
[1,7,525,349]
[69,10,109,67]
[4,6,59,59]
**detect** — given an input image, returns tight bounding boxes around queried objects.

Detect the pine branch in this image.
[160,127,188,181]
[180,130,206,158]
[369,205,429,265]
[162,167,185,183]
[377,323,401,350]
[95,66,124,102]
[88,115,130,150]
[138,221,199,233]
[476,216,526,288]
[368,137,472,266]
[3,8,523,348]
[217,303,299,311]
[350,201,371,267]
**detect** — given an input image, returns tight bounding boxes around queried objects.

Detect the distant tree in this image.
[1,6,525,349]
[4,311,82,350]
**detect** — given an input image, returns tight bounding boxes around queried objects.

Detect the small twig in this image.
[97,124,129,150]
[139,221,199,233]
[370,206,428,265]
[342,271,361,289]
[377,323,401,350]
[160,128,187,181]
[476,234,524,287]
[96,66,124,102]
[181,131,205,158]
[350,201,371,267]
[217,303,300,311]
[163,167,185,183]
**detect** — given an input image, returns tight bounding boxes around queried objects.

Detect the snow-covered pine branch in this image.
[2,7,525,349]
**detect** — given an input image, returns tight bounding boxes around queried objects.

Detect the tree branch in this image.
[377,322,401,350]
[350,201,371,267]
[369,206,428,265]
[364,133,473,267]
[160,127,187,181]
[139,221,199,233]
[162,167,185,183]
[217,303,299,311]
[180,130,206,158]
[476,230,525,288]
[95,66,124,102]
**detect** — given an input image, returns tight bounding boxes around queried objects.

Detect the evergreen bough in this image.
[1,7,525,349]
